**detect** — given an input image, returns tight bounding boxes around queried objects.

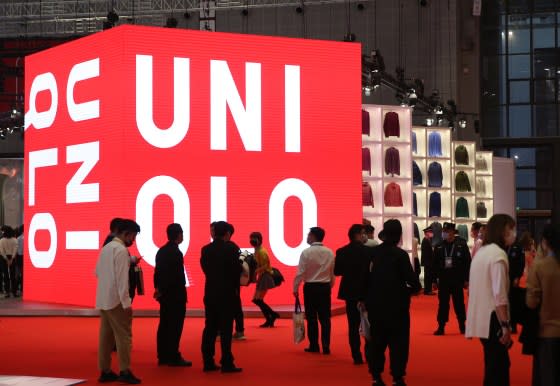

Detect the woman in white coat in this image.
[465,214,516,386]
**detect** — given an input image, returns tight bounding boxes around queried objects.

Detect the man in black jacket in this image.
[420,226,435,295]
[360,219,421,386]
[154,223,191,367]
[334,224,371,365]
[433,222,471,335]
[200,221,242,373]
[507,240,525,333]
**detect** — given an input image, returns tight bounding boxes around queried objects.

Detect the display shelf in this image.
[453,195,477,221]
[362,104,413,250]
[475,151,494,221]
[361,143,383,178]
[426,128,452,159]
[412,127,427,158]
[452,141,476,169]
[475,199,494,222]
[453,169,476,194]
[475,175,493,198]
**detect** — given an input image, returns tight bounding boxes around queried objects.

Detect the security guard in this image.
[433,222,471,335]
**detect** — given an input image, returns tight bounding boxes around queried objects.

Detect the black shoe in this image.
[304,347,320,353]
[433,327,445,336]
[259,320,272,328]
[459,326,466,334]
[203,364,221,372]
[322,348,330,355]
[221,366,243,373]
[117,370,141,384]
[269,312,280,327]
[353,358,364,365]
[168,358,193,367]
[392,378,406,386]
[372,378,386,386]
[98,370,118,383]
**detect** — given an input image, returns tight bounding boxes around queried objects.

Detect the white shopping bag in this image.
[293,296,305,344]
[358,304,371,341]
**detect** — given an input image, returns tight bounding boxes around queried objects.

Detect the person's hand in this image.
[357,301,365,311]
[499,327,513,349]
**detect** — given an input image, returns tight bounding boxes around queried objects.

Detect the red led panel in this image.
[24,25,361,308]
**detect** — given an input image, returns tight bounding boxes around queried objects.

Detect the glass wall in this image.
[482,1,560,138]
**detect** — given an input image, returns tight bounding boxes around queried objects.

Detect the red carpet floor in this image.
[0,295,531,385]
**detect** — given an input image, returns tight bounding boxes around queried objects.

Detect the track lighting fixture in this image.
[458,118,467,129]
[425,117,434,127]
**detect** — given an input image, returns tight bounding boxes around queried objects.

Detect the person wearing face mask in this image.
[96,219,142,384]
[293,227,335,355]
[433,222,471,335]
[465,214,517,386]
[526,224,560,386]
[250,231,280,328]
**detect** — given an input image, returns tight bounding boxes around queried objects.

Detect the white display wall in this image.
[475,151,495,225]
[362,105,413,252]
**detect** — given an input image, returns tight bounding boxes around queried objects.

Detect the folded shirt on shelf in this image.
[476,156,488,171]
[455,197,470,218]
[385,147,400,176]
[455,145,469,165]
[455,171,472,192]
[362,147,371,175]
[383,111,400,138]
[362,109,370,136]
[413,161,423,186]
[362,181,374,207]
[428,131,443,157]
[412,131,417,154]
[457,224,469,242]
[476,177,486,196]
[384,182,403,207]
[428,161,443,187]
[476,202,487,218]
[429,191,441,217]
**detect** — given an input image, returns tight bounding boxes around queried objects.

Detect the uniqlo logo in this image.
[24,25,361,308]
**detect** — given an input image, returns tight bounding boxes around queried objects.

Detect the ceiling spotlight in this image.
[363,86,372,97]
[434,105,443,115]
[458,118,467,129]
[425,117,434,127]
[296,6,304,13]
[436,116,444,126]
[0,129,6,140]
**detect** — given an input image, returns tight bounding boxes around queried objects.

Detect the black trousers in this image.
[368,313,410,380]
[15,254,23,293]
[0,258,12,294]
[345,299,363,361]
[535,337,560,386]
[437,281,466,326]
[480,313,510,386]
[303,282,331,351]
[423,266,434,293]
[157,299,186,362]
[233,294,244,333]
[201,304,235,368]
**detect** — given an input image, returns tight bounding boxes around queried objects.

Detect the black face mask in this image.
[250,239,259,247]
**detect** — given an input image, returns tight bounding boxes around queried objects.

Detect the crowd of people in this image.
[90,215,559,386]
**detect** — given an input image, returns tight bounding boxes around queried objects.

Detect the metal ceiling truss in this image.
[0,0,355,38]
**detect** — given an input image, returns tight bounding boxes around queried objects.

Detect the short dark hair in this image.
[250,231,263,244]
[348,224,364,241]
[118,219,141,235]
[166,223,183,241]
[309,227,325,242]
[364,224,375,234]
[109,217,123,233]
[483,214,515,250]
[2,226,14,238]
[471,222,483,232]
[213,221,228,238]
[226,222,235,236]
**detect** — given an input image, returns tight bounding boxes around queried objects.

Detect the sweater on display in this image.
[362,109,370,136]
[476,178,486,196]
[384,182,403,207]
[454,145,469,165]
[455,171,472,192]
[476,156,488,171]
[455,197,470,218]
[457,224,469,242]
[412,161,423,186]
[383,111,400,137]
[428,162,443,187]
[385,147,400,176]
[362,182,374,207]
[476,202,487,218]
[362,147,371,175]
[428,191,441,218]
[428,131,443,157]
[412,132,417,154]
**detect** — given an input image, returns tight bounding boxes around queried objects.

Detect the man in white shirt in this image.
[0,226,18,297]
[95,219,141,384]
[470,222,484,258]
[293,227,335,355]
[363,224,379,247]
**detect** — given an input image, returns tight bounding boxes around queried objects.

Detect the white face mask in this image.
[442,232,449,240]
